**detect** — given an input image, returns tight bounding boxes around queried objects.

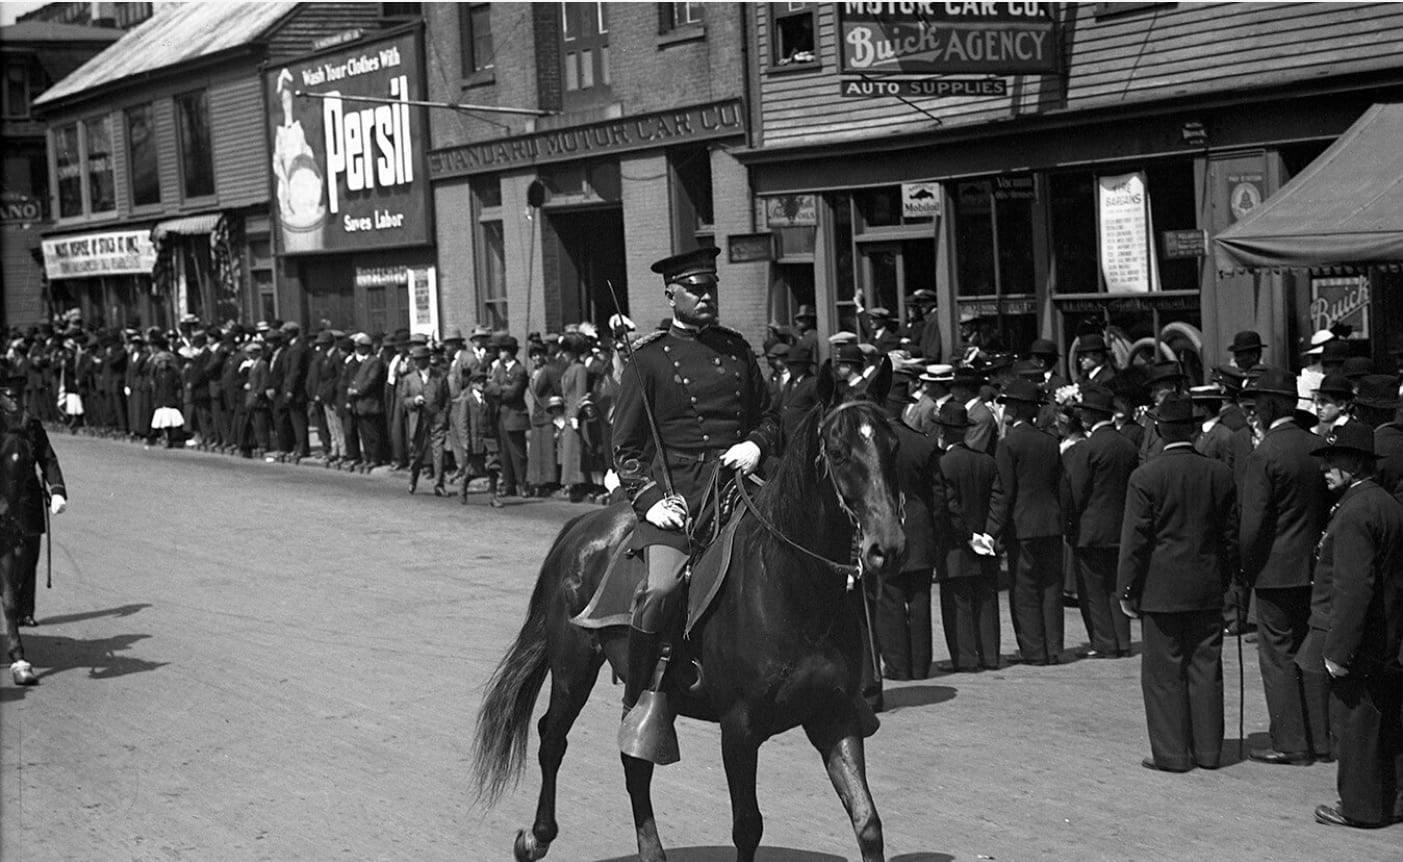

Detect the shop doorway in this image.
[856,239,936,332]
[548,206,628,331]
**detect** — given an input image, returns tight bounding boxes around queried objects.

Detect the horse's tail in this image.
[471,564,553,808]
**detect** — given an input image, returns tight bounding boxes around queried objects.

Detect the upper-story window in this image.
[460,3,495,80]
[4,61,31,119]
[561,2,610,110]
[659,1,703,32]
[380,3,422,18]
[83,116,115,213]
[53,123,83,218]
[126,103,160,207]
[770,3,817,69]
[175,90,215,199]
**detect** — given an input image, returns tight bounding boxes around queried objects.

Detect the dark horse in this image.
[472,362,905,861]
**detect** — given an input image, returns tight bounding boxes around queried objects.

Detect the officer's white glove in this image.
[124,386,132,396]
[569,417,579,430]
[49,494,66,516]
[644,496,687,530]
[721,440,761,475]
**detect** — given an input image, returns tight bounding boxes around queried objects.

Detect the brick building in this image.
[424,2,766,345]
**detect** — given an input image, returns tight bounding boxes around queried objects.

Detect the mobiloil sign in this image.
[266,27,429,254]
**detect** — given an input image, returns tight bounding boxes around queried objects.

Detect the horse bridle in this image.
[733,400,899,579]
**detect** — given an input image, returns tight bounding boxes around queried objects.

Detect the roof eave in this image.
[32,42,265,115]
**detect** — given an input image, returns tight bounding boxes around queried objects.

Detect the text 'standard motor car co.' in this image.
[838,3,1058,81]
[265,28,430,255]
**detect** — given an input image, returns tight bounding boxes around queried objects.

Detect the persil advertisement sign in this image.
[266,29,429,255]
[837,3,1058,76]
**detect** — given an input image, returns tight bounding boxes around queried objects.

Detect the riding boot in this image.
[622,626,664,712]
[489,472,504,508]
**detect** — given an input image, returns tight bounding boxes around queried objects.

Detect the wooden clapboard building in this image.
[737,2,1403,376]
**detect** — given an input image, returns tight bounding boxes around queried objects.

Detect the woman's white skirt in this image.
[151,406,185,429]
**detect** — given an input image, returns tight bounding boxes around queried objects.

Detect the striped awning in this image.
[151,213,223,240]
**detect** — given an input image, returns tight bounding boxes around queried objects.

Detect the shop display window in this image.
[126,104,160,207]
[175,90,215,199]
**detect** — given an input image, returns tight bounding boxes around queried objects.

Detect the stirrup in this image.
[618,690,680,765]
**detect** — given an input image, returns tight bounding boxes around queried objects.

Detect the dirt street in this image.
[0,436,1391,861]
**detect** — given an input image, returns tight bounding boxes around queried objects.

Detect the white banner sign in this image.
[1097,172,1159,293]
[407,265,438,337]
[42,230,157,279]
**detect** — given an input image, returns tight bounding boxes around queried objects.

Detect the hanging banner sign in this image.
[265,28,430,255]
[42,229,157,279]
[837,3,1058,75]
[1097,172,1159,293]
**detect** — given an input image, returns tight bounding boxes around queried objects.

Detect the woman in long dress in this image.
[524,343,559,495]
[557,334,590,501]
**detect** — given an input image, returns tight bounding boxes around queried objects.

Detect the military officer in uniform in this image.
[613,247,782,755]
[1305,423,1403,828]
[1,365,68,685]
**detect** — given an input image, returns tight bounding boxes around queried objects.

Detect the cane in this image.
[1236,578,1246,761]
[44,488,52,590]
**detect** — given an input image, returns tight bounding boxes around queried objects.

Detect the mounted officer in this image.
[613,246,782,757]
[1,363,68,685]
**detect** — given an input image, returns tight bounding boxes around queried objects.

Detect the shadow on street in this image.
[22,631,167,681]
[882,684,957,711]
[36,603,153,627]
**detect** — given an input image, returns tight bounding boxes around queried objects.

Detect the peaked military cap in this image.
[651,246,720,284]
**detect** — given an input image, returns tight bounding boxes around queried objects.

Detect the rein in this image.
[732,401,881,579]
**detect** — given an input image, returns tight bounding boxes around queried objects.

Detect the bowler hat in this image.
[314,330,334,346]
[1241,366,1297,398]
[936,402,970,429]
[1310,422,1378,460]
[1228,331,1265,354]
[1355,375,1400,408]
[1341,356,1373,380]
[1150,392,1195,424]
[793,304,817,320]
[997,378,1043,405]
[409,345,430,360]
[651,246,719,284]
[495,334,520,353]
[1314,373,1354,400]
[1146,361,1185,387]
[1076,383,1117,414]
[1028,338,1059,359]
[1320,340,1350,363]
[834,344,864,366]
[1076,334,1110,354]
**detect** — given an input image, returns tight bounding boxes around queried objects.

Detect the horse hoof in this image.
[514,830,549,861]
[11,661,38,686]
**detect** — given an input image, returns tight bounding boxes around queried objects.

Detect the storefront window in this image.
[175,90,215,199]
[127,103,160,206]
[54,123,83,218]
[670,145,713,252]
[853,185,933,230]
[832,193,857,334]
[951,177,1037,355]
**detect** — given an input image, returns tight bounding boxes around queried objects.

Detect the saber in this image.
[605,279,675,499]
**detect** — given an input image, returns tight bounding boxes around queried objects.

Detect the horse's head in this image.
[812,359,906,576]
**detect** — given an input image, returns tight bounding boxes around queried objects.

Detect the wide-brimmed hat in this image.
[793,304,817,320]
[1028,338,1059,359]
[766,342,791,359]
[1241,366,1297,398]
[1076,334,1110,354]
[1149,392,1195,424]
[442,328,466,344]
[1354,374,1400,409]
[936,402,970,429]
[788,342,814,366]
[828,331,858,346]
[493,334,520,352]
[1146,361,1185,387]
[834,344,864,366]
[469,324,492,339]
[352,332,372,347]
[1320,340,1350,364]
[1075,383,1117,414]
[409,345,431,360]
[314,330,334,346]
[1228,331,1265,355]
[920,363,955,383]
[1302,329,1335,356]
[1314,373,1354,400]
[1310,422,1378,460]
[1189,383,1225,402]
[1342,356,1373,381]
[950,366,985,390]
[997,378,1043,405]
[909,289,938,306]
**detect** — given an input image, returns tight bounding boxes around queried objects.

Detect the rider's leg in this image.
[623,544,688,710]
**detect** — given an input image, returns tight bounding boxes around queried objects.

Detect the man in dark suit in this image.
[935,402,1005,671]
[1075,333,1117,387]
[951,366,996,456]
[1304,423,1403,828]
[1239,367,1330,765]
[278,321,311,462]
[1117,394,1237,772]
[779,341,818,446]
[347,332,387,471]
[1190,384,1235,464]
[907,290,942,361]
[1354,374,1402,502]
[402,345,451,495]
[874,373,942,680]
[1061,383,1138,658]
[995,379,1065,665]
[1138,361,1185,463]
[487,334,530,497]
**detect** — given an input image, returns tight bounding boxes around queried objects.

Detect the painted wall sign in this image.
[902,182,942,218]
[1309,276,1370,338]
[1,192,46,224]
[266,28,430,255]
[1227,172,1264,222]
[764,194,818,227]
[837,3,1058,75]
[41,229,157,279]
[1097,171,1159,293]
[838,77,1008,98]
[429,100,745,179]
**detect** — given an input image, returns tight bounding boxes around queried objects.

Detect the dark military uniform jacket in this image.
[1239,419,1328,589]
[0,411,66,542]
[1116,443,1237,613]
[613,323,780,552]
[1307,479,1403,673]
